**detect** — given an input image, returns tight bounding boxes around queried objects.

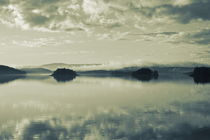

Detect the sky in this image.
[0,0,210,66]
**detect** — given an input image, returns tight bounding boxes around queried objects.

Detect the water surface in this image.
[0,74,210,140]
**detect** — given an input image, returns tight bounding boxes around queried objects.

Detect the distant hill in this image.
[0,65,26,75]
[21,68,52,74]
[41,63,72,70]
[41,63,101,70]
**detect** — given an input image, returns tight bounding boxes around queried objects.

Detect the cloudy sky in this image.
[0,0,210,66]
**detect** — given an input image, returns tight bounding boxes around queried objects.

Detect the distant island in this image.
[20,68,52,74]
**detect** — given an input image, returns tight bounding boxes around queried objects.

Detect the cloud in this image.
[0,0,210,43]
[0,35,80,48]
[11,38,53,48]
[190,29,210,45]
[0,0,204,30]
[134,29,210,45]
[110,0,210,24]
[130,32,179,36]
[119,31,181,42]
[155,1,210,24]
[0,0,85,30]
[168,29,210,45]
[0,0,8,5]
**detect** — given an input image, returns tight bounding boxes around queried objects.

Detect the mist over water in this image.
[34,61,210,71]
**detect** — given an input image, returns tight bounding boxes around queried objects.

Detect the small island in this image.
[190,67,210,83]
[51,68,77,82]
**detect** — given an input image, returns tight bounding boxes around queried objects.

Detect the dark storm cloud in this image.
[156,1,210,23]
[195,39,210,45]
[125,0,210,24]
[0,0,8,5]
[191,29,210,45]
[193,29,210,38]
[175,29,210,45]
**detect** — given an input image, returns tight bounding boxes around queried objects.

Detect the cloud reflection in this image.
[0,102,210,140]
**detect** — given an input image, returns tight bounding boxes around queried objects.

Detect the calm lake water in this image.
[0,74,210,140]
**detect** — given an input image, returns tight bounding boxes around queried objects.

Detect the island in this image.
[190,67,210,83]
[51,68,77,82]
[0,65,26,75]
[0,65,26,84]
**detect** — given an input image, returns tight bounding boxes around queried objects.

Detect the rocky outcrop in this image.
[132,68,159,81]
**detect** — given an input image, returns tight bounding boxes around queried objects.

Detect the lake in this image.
[0,72,210,140]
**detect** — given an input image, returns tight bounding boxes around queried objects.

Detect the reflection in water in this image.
[132,74,157,81]
[0,75,25,84]
[20,121,66,140]
[52,74,76,82]
[1,104,210,140]
[0,70,210,140]
[193,76,210,84]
